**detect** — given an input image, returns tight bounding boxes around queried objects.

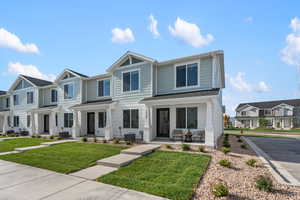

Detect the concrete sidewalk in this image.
[0,160,167,200]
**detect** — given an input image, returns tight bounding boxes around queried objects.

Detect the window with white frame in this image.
[123,71,139,92]
[176,63,198,88]
[13,95,19,105]
[98,80,110,97]
[98,112,107,128]
[27,91,34,104]
[264,109,272,115]
[51,89,58,103]
[64,83,74,99]
[241,111,247,116]
[176,107,198,129]
[123,109,139,129]
[64,113,73,128]
[13,116,19,127]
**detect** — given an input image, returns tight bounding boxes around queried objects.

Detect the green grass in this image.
[227,133,291,139]
[98,150,211,200]
[225,127,300,133]
[0,138,51,152]
[0,142,127,174]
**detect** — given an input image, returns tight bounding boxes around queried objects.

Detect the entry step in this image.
[121,144,160,155]
[97,154,141,168]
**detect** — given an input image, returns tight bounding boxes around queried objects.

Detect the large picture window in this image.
[27,91,34,104]
[64,113,73,128]
[176,63,198,88]
[98,112,107,128]
[176,107,198,129]
[123,71,139,92]
[64,83,74,99]
[98,80,110,97]
[123,109,139,129]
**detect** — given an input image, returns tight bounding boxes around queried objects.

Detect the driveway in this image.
[0,160,165,200]
[247,137,300,184]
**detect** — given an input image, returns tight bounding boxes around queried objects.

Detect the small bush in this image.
[81,137,88,142]
[246,159,257,167]
[236,135,241,139]
[237,138,242,143]
[31,135,36,138]
[102,139,107,143]
[126,141,132,145]
[212,183,229,197]
[165,144,173,149]
[218,159,231,168]
[49,135,54,140]
[241,144,247,149]
[113,138,120,144]
[222,147,230,154]
[37,135,41,138]
[182,144,191,151]
[255,175,273,192]
[223,142,231,148]
[198,146,205,152]
[93,137,97,143]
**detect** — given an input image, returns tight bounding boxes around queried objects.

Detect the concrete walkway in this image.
[0,160,166,200]
[0,136,29,141]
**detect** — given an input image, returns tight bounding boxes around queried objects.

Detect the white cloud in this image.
[111,28,135,44]
[257,81,270,92]
[148,14,160,38]
[281,17,300,66]
[7,62,55,81]
[229,72,252,92]
[0,28,39,54]
[168,17,214,48]
[244,17,253,23]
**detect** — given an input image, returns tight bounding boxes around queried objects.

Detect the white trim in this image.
[96,78,111,98]
[26,91,34,104]
[175,106,198,130]
[122,108,139,129]
[121,68,141,94]
[50,89,58,103]
[173,60,200,90]
[62,82,75,101]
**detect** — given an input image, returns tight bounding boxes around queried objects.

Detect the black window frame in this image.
[122,71,139,92]
[13,116,19,127]
[123,109,139,129]
[64,113,73,128]
[98,112,107,128]
[98,80,110,97]
[27,115,31,128]
[176,107,198,129]
[13,95,19,105]
[51,89,58,103]
[64,83,74,99]
[27,91,34,104]
[6,98,9,108]
[175,63,198,88]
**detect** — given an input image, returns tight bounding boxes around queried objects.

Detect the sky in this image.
[1,0,300,116]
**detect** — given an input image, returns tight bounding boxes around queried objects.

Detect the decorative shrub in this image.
[236,135,241,139]
[181,144,191,151]
[165,144,173,149]
[246,159,257,167]
[49,135,54,140]
[241,144,247,149]
[102,139,107,143]
[255,175,273,192]
[126,141,132,145]
[37,135,41,138]
[198,146,205,153]
[113,138,120,144]
[223,142,231,148]
[237,138,242,143]
[212,183,229,197]
[81,137,88,142]
[31,135,36,138]
[222,147,230,154]
[218,159,231,168]
[93,137,97,143]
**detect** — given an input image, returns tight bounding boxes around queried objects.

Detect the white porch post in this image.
[291,118,294,129]
[49,112,56,136]
[33,112,39,135]
[169,106,176,139]
[3,114,8,133]
[72,111,80,138]
[205,101,215,147]
[105,107,113,140]
[143,105,152,142]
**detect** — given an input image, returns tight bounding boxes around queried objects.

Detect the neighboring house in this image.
[0,50,225,147]
[235,99,300,129]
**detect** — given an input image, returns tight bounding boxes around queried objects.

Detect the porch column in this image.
[105,108,113,140]
[291,118,294,128]
[143,105,152,142]
[33,112,39,135]
[72,111,80,138]
[3,114,8,133]
[205,101,215,147]
[49,112,56,136]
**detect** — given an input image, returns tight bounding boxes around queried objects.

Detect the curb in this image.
[242,136,300,186]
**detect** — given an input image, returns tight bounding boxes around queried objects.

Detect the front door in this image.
[87,112,95,135]
[44,114,49,133]
[157,108,170,137]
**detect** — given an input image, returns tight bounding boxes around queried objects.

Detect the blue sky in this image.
[1,0,300,115]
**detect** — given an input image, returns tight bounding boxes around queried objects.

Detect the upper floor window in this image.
[64,113,73,128]
[98,112,107,128]
[176,63,198,88]
[64,83,74,99]
[13,95,19,105]
[6,98,9,108]
[176,107,198,129]
[51,89,58,103]
[264,109,272,115]
[123,109,139,129]
[98,80,110,97]
[27,91,34,104]
[123,71,139,92]
[13,116,19,127]
[241,111,247,116]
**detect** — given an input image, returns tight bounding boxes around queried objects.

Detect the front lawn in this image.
[0,142,127,174]
[98,150,211,200]
[0,138,51,153]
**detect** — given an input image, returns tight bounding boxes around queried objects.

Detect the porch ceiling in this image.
[72,99,113,110]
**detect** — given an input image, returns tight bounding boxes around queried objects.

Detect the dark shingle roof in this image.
[67,69,89,78]
[21,75,53,87]
[236,99,300,110]
[72,98,112,108]
[0,91,7,96]
[141,89,220,102]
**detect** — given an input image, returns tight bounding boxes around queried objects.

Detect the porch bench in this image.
[172,129,184,141]
[192,130,205,142]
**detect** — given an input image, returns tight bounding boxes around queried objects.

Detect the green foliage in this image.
[240,144,247,149]
[81,137,88,142]
[125,141,132,145]
[218,159,231,168]
[49,135,54,140]
[112,138,120,144]
[198,146,205,153]
[0,138,50,153]
[259,119,269,128]
[164,144,173,149]
[222,147,230,154]
[237,138,242,143]
[246,159,257,167]
[181,144,191,151]
[102,139,107,143]
[93,137,97,143]
[255,176,273,192]
[212,183,229,197]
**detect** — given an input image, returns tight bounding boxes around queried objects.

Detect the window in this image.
[27,115,31,128]
[13,116,19,127]
[98,112,107,128]
[64,113,73,128]
[176,63,198,88]
[6,98,9,108]
[13,95,19,105]
[7,116,10,127]
[27,91,34,104]
[123,109,139,129]
[51,89,58,103]
[64,83,74,99]
[123,71,139,92]
[55,113,58,127]
[98,80,110,97]
[264,109,272,115]
[120,58,130,66]
[176,107,198,129]
[241,111,247,116]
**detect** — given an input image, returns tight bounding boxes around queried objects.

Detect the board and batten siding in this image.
[156,57,213,95]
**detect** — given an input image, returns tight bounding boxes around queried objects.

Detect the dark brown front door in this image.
[87,112,95,135]
[157,108,170,137]
[44,114,49,133]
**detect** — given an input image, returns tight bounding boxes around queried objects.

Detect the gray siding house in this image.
[235,99,300,129]
[0,50,225,147]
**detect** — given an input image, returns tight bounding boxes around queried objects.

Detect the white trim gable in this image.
[54,69,84,83]
[8,76,36,92]
[272,103,294,109]
[236,104,259,112]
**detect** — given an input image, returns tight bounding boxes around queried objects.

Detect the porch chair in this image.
[192,130,205,142]
[172,129,184,141]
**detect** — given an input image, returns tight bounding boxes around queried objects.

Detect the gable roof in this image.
[54,69,89,83]
[66,69,89,78]
[21,75,53,87]
[0,91,7,96]
[236,99,300,110]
